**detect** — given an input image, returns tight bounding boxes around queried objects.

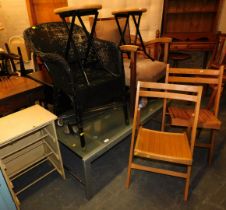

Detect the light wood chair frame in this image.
[163,64,224,165]
[127,81,202,201]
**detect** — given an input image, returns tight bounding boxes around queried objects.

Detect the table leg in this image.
[83,159,92,199]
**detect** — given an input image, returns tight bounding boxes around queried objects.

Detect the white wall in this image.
[0,0,164,46]
[68,0,164,40]
[0,0,30,46]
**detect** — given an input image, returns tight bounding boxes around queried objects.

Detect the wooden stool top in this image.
[112,8,147,15]
[54,4,102,15]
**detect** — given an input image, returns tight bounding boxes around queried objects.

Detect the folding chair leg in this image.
[184,166,191,201]
[208,130,216,165]
[126,164,132,188]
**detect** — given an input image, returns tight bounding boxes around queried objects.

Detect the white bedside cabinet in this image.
[0,105,65,204]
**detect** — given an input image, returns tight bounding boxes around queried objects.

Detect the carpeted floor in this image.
[18,52,226,210]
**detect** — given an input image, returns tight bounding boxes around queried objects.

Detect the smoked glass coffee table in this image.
[57,99,162,199]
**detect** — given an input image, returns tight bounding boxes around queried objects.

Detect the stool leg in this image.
[131,14,154,61]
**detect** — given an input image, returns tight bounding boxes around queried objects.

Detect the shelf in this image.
[9,150,53,180]
[162,0,221,39]
[166,0,219,14]
[0,133,49,160]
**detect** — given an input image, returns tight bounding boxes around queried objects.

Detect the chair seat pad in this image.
[169,107,221,129]
[134,127,192,165]
[123,58,166,86]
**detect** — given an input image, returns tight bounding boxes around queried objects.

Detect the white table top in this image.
[0,105,57,145]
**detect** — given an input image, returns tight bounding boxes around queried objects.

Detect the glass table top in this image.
[56,99,162,161]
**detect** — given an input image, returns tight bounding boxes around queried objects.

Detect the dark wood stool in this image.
[112,8,154,61]
[54,4,102,77]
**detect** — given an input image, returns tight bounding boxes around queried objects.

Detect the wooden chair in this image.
[127,81,202,201]
[207,33,226,105]
[207,33,226,71]
[89,16,172,114]
[163,64,224,165]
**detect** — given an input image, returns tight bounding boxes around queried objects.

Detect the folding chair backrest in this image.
[166,65,224,116]
[133,81,202,154]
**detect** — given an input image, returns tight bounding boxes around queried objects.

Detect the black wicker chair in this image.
[24,22,129,148]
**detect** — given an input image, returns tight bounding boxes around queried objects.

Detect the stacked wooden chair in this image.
[163,64,224,164]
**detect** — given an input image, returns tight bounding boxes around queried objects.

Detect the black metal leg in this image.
[78,12,98,65]
[74,104,86,148]
[59,9,115,85]
[60,15,91,85]
[62,15,76,60]
[78,124,86,148]
[115,15,131,58]
[131,14,154,61]
[114,11,154,61]
[115,14,130,46]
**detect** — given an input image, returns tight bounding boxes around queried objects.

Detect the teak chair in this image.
[127,81,202,201]
[163,64,224,165]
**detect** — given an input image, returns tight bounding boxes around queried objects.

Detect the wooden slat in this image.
[131,163,188,178]
[140,90,198,102]
[169,68,220,76]
[139,81,201,92]
[168,76,219,84]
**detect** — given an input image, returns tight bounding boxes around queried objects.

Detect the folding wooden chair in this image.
[126,81,202,201]
[164,64,224,165]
